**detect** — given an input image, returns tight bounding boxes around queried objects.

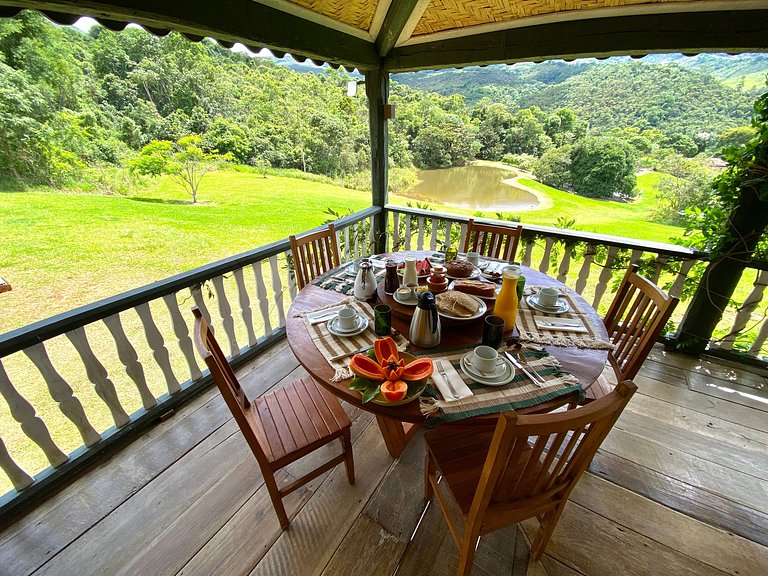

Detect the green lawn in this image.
[1,171,369,333]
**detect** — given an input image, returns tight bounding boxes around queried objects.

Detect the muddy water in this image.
[400,165,540,211]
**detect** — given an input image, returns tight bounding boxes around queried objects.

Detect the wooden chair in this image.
[289,223,341,290]
[462,219,522,262]
[603,264,679,381]
[192,307,354,529]
[424,381,637,574]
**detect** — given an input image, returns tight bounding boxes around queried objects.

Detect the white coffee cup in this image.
[466,251,480,266]
[537,286,560,308]
[473,345,499,374]
[337,307,358,330]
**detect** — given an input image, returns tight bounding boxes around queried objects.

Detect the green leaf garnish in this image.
[348,376,375,391]
[361,384,380,404]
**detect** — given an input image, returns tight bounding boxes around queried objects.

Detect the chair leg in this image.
[530,505,565,560]
[456,535,479,576]
[341,428,355,484]
[263,470,290,530]
[424,451,435,501]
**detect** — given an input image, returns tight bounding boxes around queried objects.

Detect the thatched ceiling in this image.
[1,0,767,71]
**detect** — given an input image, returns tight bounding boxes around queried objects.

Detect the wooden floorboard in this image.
[2,345,767,576]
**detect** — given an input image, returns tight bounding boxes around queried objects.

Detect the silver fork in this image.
[437,360,460,399]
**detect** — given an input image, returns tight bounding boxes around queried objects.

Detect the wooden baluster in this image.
[191,285,213,324]
[748,315,768,356]
[134,303,181,394]
[417,217,425,250]
[286,250,298,301]
[392,213,401,251]
[404,214,412,250]
[102,314,157,410]
[23,343,102,446]
[0,436,34,491]
[668,259,695,299]
[459,223,468,251]
[650,255,668,284]
[538,237,555,273]
[66,327,132,427]
[521,241,534,267]
[343,225,351,263]
[335,227,342,261]
[211,275,239,357]
[592,246,620,310]
[162,293,202,381]
[253,261,273,337]
[0,360,69,467]
[574,244,596,295]
[269,255,287,327]
[443,221,452,251]
[629,250,643,267]
[369,214,375,253]
[557,243,572,284]
[233,268,256,347]
[429,218,438,250]
[721,269,768,350]
[354,221,361,258]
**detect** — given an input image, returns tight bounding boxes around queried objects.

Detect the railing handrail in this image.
[0,206,381,357]
[385,204,706,260]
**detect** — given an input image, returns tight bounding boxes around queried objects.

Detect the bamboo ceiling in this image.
[0,0,766,72]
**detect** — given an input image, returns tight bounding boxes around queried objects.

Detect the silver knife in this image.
[329,344,374,362]
[504,351,544,388]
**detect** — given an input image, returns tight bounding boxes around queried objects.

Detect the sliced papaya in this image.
[382,357,405,381]
[380,380,408,402]
[374,336,399,364]
[401,357,434,381]
[349,353,385,381]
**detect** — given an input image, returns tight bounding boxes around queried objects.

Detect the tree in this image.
[411,121,479,169]
[570,137,638,198]
[654,155,716,224]
[129,135,232,202]
[534,145,572,189]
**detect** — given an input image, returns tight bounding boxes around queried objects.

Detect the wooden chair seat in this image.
[256,376,351,467]
[193,307,354,529]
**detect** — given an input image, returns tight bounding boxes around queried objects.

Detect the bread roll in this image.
[436,291,479,318]
[453,279,496,298]
[445,260,474,278]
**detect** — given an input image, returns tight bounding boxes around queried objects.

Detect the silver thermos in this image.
[409,291,441,348]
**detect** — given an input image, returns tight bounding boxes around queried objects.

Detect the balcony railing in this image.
[2,203,767,519]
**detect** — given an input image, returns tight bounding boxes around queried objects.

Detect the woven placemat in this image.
[416,344,584,426]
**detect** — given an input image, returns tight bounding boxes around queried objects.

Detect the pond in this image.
[399,164,541,212]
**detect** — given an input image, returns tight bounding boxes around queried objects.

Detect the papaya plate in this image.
[350,352,429,406]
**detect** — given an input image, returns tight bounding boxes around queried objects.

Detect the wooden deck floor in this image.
[1,342,767,576]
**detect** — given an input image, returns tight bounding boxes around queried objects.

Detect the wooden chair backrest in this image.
[289,224,341,290]
[470,381,637,532]
[192,307,269,466]
[603,265,679,380]
[463,219,522,261]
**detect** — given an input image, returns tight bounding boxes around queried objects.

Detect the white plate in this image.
[460,353,515,386]
[462,355,508,379]
[445,267,481,280]
[397,269,430,279]
[447,280,500,300]
[327,315,369,337]
[526,295,570,315]
[393,291,419,306]
[436,293,487,321]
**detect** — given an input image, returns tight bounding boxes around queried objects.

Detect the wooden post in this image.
[677,182,768,354]
[366,69,389,254]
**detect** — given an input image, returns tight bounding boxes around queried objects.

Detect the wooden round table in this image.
[286,251,609,457]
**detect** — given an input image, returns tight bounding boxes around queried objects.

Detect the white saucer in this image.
[393,291,419,306]
[526,295,570,314]
[327,315,368,337]
[459,353,515,386]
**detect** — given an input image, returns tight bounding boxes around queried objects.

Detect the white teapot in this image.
[353,259,376,301]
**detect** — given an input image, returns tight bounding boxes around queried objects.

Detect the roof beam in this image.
[384,10,768,72]
[0,0,379,70]
[375,0,425,56]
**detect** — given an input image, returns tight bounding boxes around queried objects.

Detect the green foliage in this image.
[411,122,479,169]
[717,126,757,150]
[534,145,572,188]
[653,155,716,225]
[570,137,638,198]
